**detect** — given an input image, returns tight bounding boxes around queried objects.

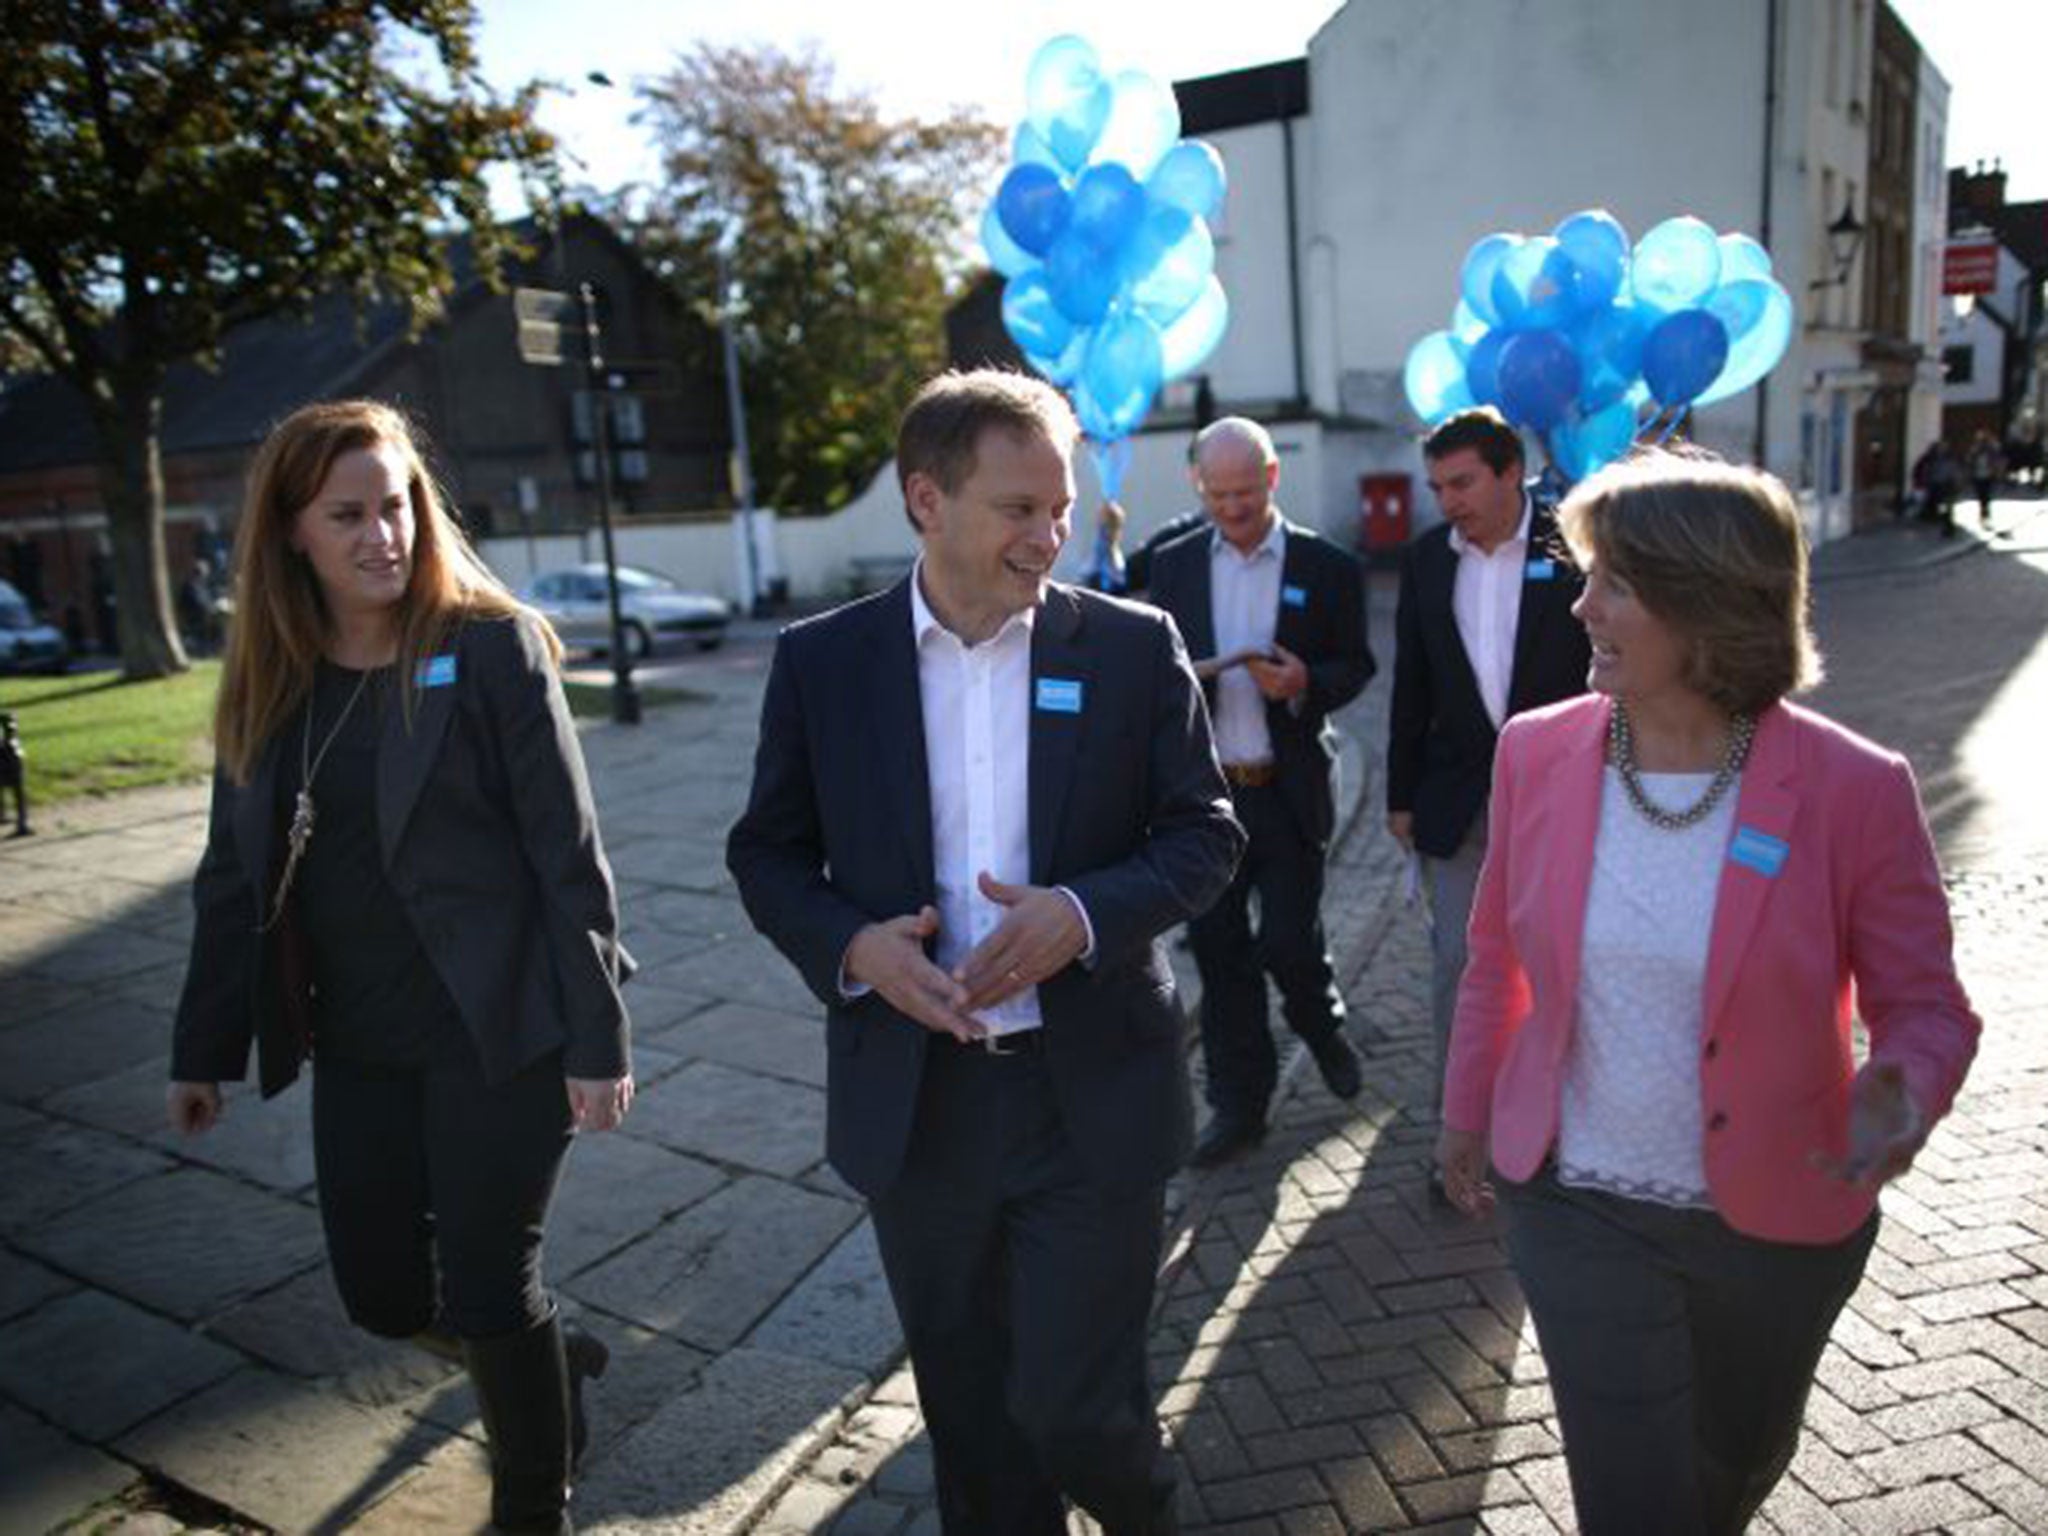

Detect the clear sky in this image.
[472,0,2045,207]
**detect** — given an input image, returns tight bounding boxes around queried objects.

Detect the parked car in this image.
[0,579,69,675]
[517,564,730,661]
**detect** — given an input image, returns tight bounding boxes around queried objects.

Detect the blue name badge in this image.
[1281,583,1308,609]
[416,653,458,689]
[1035,677,1083,715]
[1525,558,1557,581]
[1729,826,1789,878]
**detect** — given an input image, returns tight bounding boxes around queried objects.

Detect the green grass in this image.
[0,662,222,805]
[0,663,705,807]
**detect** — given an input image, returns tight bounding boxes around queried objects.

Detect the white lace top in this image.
[1555,767,1737,1208]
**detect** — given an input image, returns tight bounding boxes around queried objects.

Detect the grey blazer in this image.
[172,611,632,1095]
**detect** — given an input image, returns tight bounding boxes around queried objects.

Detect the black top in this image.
[290,662,469,1066]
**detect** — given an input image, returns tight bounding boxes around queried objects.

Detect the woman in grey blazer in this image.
[167,400,634,1534]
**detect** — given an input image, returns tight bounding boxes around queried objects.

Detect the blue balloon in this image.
[1147,140,1226,221]
[1570,302,1649,413]
[1702,279,1770,344]
[1001,269,1073,359]
[1461,233,1519,327]
[1012,122,1062,173]
[1465,328,1510,407]
[1077,311,1165,439]
[996,163,1070,257]
[1450,298,1489,343]
[1642,309,1731,407]
[1717,232,1773,284]
[1695,279,1793,408]
[1632,216,1723,311]
[1404,330,1475,425]
[981,203,1037,279]
[1552,397,1641,482]
[1045,228,1120,326]
[1026,35,1112,172]
[1090,68,1181,180]
[1553,209,1629,310]
[1496,329,1582,432]
[1127,204,1213,324]
[1068,162,1145,255]
[1160,276,1228,378]
[1026,330,1088,387]
[1493,238,1579,331]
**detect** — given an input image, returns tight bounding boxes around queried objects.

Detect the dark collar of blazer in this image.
[1161,516,1328,663]
[229,644,465,892]
[864,575,1094,893]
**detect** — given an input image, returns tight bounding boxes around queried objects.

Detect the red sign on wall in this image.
[1944,241,1999,296]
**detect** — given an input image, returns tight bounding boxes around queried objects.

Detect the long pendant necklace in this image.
[1607,702,1755,831]
[260,666,373,931]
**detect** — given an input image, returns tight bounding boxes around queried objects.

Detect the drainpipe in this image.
[1282,114,1307,414]
[1755,0,1779,467]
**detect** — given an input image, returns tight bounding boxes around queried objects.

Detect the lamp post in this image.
[715,231,762,618]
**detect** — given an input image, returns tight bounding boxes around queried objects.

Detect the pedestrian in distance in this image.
[167,399,634,1535]
[729,368,1243,1535]
[1436,448,1980,1535]
[1146,417,1375,1168]
[1968,428,2005,528]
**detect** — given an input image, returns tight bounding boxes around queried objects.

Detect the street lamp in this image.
[1811,199,1867,290]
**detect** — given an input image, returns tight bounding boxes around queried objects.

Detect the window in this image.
[1943,346,1974,384]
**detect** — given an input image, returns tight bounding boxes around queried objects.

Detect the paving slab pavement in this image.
[5,508,2047,1533]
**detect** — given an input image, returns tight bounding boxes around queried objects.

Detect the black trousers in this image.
[1501,1168,1878,1536]
[1188,781,1345,1124]
[869,1043,1176,1536]
[311,1046,573,1341]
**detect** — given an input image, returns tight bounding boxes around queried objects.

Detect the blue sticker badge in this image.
[416,653,458,689]
[1035,677,1083,715]
[1729,827,1788,878]
[1281,583,1308,609]
[1525,558,1556,581]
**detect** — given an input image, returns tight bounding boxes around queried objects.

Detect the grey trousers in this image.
[1421,813,1487,1106]
[1501,1168,1877,1536]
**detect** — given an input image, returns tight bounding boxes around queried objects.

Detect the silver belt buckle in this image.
[983,1030,1021,1056]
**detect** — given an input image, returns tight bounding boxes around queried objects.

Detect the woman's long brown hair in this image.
[213,399,560,783]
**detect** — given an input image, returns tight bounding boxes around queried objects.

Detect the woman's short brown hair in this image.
[1558,448,1823,715]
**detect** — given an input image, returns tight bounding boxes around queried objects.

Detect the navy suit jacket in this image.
[172,612,633,1096]
[725,578,1244,1199]
[1146,519,1375,849]
[1385,504,1591,858]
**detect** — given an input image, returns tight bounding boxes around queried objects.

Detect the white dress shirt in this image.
[1449,495,1532,730]
[1209,518,1286,766]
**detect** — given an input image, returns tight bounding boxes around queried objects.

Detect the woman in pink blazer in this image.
[1435,451,1978,1536]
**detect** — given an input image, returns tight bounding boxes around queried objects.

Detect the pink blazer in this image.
[1443,694,1979,1244]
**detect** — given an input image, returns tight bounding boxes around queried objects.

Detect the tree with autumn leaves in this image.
[619,44,1004,514]
[0,1,556,677]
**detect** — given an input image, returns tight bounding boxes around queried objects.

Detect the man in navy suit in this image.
[1387,408,1589,1182]
[727,370,1243,1536]
[1146,419,1376,1167]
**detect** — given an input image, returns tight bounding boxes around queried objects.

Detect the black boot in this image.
[464,1316,573,1534]
[561,1318,610,1471]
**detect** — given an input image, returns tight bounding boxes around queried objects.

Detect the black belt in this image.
[933,1027,1045,1057]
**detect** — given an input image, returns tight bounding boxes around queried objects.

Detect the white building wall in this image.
[1941,243,2029,411]
[1199,120,1301,406]
[1177,0,1887,545]
[1907,56,1951,469]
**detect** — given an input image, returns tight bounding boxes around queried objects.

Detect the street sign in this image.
[1943,241,1999,297]
[513,286,578,366]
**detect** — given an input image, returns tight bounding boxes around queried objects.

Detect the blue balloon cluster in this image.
[1403,211,1794,482]
[984,35,1231,495]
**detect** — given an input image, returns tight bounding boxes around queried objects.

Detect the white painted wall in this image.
[1203,120,1303,405]
[1178,0,1899,544]
[1907,55,1952,468]
[1941,241,2030,411]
